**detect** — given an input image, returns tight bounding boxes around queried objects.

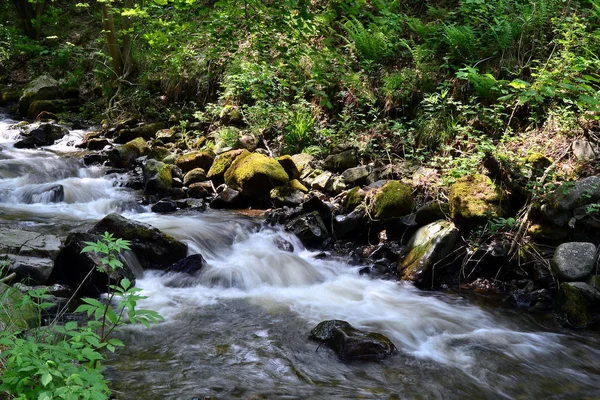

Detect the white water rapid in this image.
[1,110,599,399]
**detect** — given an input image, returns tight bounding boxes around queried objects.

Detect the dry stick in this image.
[0,272,16,284]
[51,265,98,326]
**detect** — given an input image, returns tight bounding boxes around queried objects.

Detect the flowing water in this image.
[1,111,600,399]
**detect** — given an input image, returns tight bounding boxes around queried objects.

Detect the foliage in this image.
[0,233,162,400]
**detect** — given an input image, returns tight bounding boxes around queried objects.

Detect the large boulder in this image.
[91,213,188,270]
[0,228,61,260]
[13,123,68,148]
[26,99,67,119]
[108,137,150,168]
[285,211,329,248]
[541,176,600,227]
[322,149,359,172]
[551,242,597,282]
[224,152,289,198]
[309,320,397,361]
[449,174,509,228]
[183,168,207,186]
[2,254,54,285]
[47,232,137,296]
[18,75,58,116]
[370,181,414,219]
[398,220,459,289]
[207,149,249,183]
[554,282,600,328]
[175,151,215,173]
[143,159,173,195]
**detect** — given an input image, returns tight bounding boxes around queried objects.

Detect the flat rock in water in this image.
[309,320,397,361]
[551,242,597,282]
[0,228,61,259]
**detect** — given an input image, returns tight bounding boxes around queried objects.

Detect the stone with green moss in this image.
[207,149,250,183]
[225,152,289,197]
[289,179,308,193]
[183,168,207,186]
[526,152,552,172]
[108,137,150,168]
[343,187,365,212]
[148,145,171,162]
[371,181,414,219]
[143,159,172,194]
[448,174,509,228]
[277,155,300,180]
[270,185,305,206]
[398,220,459,289]
[554,282,593,328]
[527,223,568,241]
[175,150,215,173]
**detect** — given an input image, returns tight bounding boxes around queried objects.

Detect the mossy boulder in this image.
[322,149,359,172]
[148,146,171,162]
[343,187,366,212]
[1,87,21,104]
[526,152,552,176]
[527,223,568,241]
[27,99,65,119]
[142,159,173,195]
[289,179,308,193]
[224,152,289,198]
[277,155,300,180]
[371,181,414,219]
[176,151,215,173]
[309,320,397,361]
[108,137,150,168]
[91,213,188,270]
[448,174,509,228]
[207,149,249,183]
[398,220,459,289]
[0,283,39,333]
[115,122,167,143]
[18,75,58,116]
[183,168,207,186]
[554,282,596,328]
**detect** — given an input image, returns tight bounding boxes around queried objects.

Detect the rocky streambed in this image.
[1,103,600,398]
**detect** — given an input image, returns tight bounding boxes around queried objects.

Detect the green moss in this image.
[448,174,508,226]
[224,152,289,195]
[343,187,365,211]
[175,151,215,173]
[289,179,308,193]
[277,155,300,180]
[526,152,553,170]
[556,283,591,328]
[527,223,567,241]
[148,146,171,162]
[207,149,249,181]
[372,181,414,219]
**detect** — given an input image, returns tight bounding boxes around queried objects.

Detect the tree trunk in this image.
[121,0,135,75]
[101,4,124,77]
[10,0,36,39]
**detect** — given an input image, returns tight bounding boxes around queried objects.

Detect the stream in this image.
[1,111,600,399]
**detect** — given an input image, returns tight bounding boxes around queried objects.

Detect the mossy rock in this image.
[448,174,509,228]
[108,137,150,168]
[27,99,65,119]
[1,87,21,104]
[143,159,172,194]
[526,152,552,171]
[18,75,58,116]
[527,223,568,241]
[0,283,39,333]
[224,152,289,198]
[343,187,365,212]
[371,181,414,219]
[277,155,300,180]
[175,150,215,173]
[207,149,250,183]
[148,146,171,162]
[289,179,308,193]
[183,168,207,186]
[554,282,592,328]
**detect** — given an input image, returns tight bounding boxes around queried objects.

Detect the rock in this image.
[148,146,171,162]
[371,181,414,219]
[527,223,568,241]
[309,320,397,361]
[342,187,366,212]
[285,211,329,248]
[165,253,207,274]
[34,111,58,123]
[330,176,346,194]
[270,185,305,207]
[27,99,66,119]
[237,134,257,152]
[544,176,600,217]
[188,182,213,198]
[0,228,61,260]
[291,153,314,173]
[108,137,150,168]
[176,151,215,173]
[333,208,367,239]
[0,283,39,333]
[86,138,109,150]
[151,199,178,213]
[526,152,552,175]
[83,153,107,166]
[302,195,333,230]
[91,213,188,270]
[1,87,21,104]
[219,104,243,125]
[414,202,449,226]
[554,282,595,328]
[115,122,167,143]
[14,123,68,148]
[19,75,58,116]
[311,171,333,191]
[155,128,178,143]
[273,237,294,252]
[572,139,596,162]
[551,242,597,282]
[210,187,244,208]
[207,149,250,183]
[47,232,137,296]
[289,179,308,193]
[2,254,54,284]
[341,166,369,185]
[17,183,64,204]
[277,155,301,180]
[224,152,289,199]
[322,149,359,172]
[143,159,173,195]
[183,168,207,186]
[398,220,459,289]
[449,174,509,228]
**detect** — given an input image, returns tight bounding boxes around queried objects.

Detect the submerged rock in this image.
[18,183,64,204]
[398,220,459,289]
[91,213,188,270]
[551,242,597,282]
[309,320,397,361]
[14,123,68,148]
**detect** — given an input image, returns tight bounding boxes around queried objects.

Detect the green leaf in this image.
[41,372,52,387]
